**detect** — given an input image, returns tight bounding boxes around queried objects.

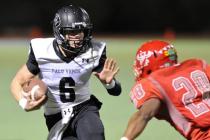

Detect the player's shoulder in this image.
[133,78,164,99]
[153,58,206,77]
[132,78,155,92]
[130,79,163,108]
[182,58,203,63]
[181,58,206,67]
[30,37,55,57]
[31,37,54,47]
[90,39,106,49]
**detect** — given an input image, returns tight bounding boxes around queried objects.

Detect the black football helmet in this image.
[53,5,93,57]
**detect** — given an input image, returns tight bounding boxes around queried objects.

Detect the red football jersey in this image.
[130,59,210,139]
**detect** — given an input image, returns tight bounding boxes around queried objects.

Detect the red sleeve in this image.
[204,65,210,79]
[199,59,210,79]
[130,78,164,109]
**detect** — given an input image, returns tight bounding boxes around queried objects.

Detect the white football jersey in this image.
[30,38,106,115]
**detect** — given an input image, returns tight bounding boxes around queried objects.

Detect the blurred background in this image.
[1,0,210,37]
[1,1,210,140]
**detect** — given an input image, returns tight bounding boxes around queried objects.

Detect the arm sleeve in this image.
[26,44,40,75]
[130,80,163,109]
[92,46,121,96]
[106,78,122,96]
[92,47,107,73]
[204,65,210,80]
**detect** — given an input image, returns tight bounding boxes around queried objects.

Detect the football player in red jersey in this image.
[121,40,210,140]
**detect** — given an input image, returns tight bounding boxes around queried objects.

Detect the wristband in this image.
[103,80,115,89]
[120,137,129,140]
[19,97,27,110]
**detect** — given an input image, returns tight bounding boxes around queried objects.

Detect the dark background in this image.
[1,0,210,36]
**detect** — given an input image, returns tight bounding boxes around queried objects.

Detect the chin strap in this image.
[60,45,81,59]
[56,37,91,58]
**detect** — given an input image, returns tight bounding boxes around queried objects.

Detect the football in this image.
[23,78,48,101]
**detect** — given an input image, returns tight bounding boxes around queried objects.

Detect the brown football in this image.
[23,78,48,100]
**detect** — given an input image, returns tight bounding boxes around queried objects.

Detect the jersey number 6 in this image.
[59,77,76,102]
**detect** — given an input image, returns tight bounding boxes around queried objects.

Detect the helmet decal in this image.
[164,47,177,61]
[136,50,153,69]
[54,14,61,28]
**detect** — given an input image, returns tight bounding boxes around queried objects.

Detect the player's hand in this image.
[21,91,47,112]
[93,58,119,84]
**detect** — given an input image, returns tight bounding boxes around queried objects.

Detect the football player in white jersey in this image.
[10,5,121,140]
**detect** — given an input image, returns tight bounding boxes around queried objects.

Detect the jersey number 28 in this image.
[173,70,210,117]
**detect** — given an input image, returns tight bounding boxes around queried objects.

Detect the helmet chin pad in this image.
[61,41,83,57]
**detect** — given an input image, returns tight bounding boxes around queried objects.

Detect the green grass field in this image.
[1,37,210,140]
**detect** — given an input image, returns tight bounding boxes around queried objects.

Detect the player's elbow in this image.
[138,109,154,122]
[10,78,18,96]
[141,113,153,122]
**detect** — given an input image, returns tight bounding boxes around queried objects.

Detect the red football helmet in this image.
[133,40,178,81]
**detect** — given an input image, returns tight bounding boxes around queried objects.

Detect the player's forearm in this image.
[11,64,36,102]
[104,79,121,96]
[10,78,23,101]
[123,111,149,140]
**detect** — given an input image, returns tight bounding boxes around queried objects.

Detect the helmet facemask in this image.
[60,28,87,56]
